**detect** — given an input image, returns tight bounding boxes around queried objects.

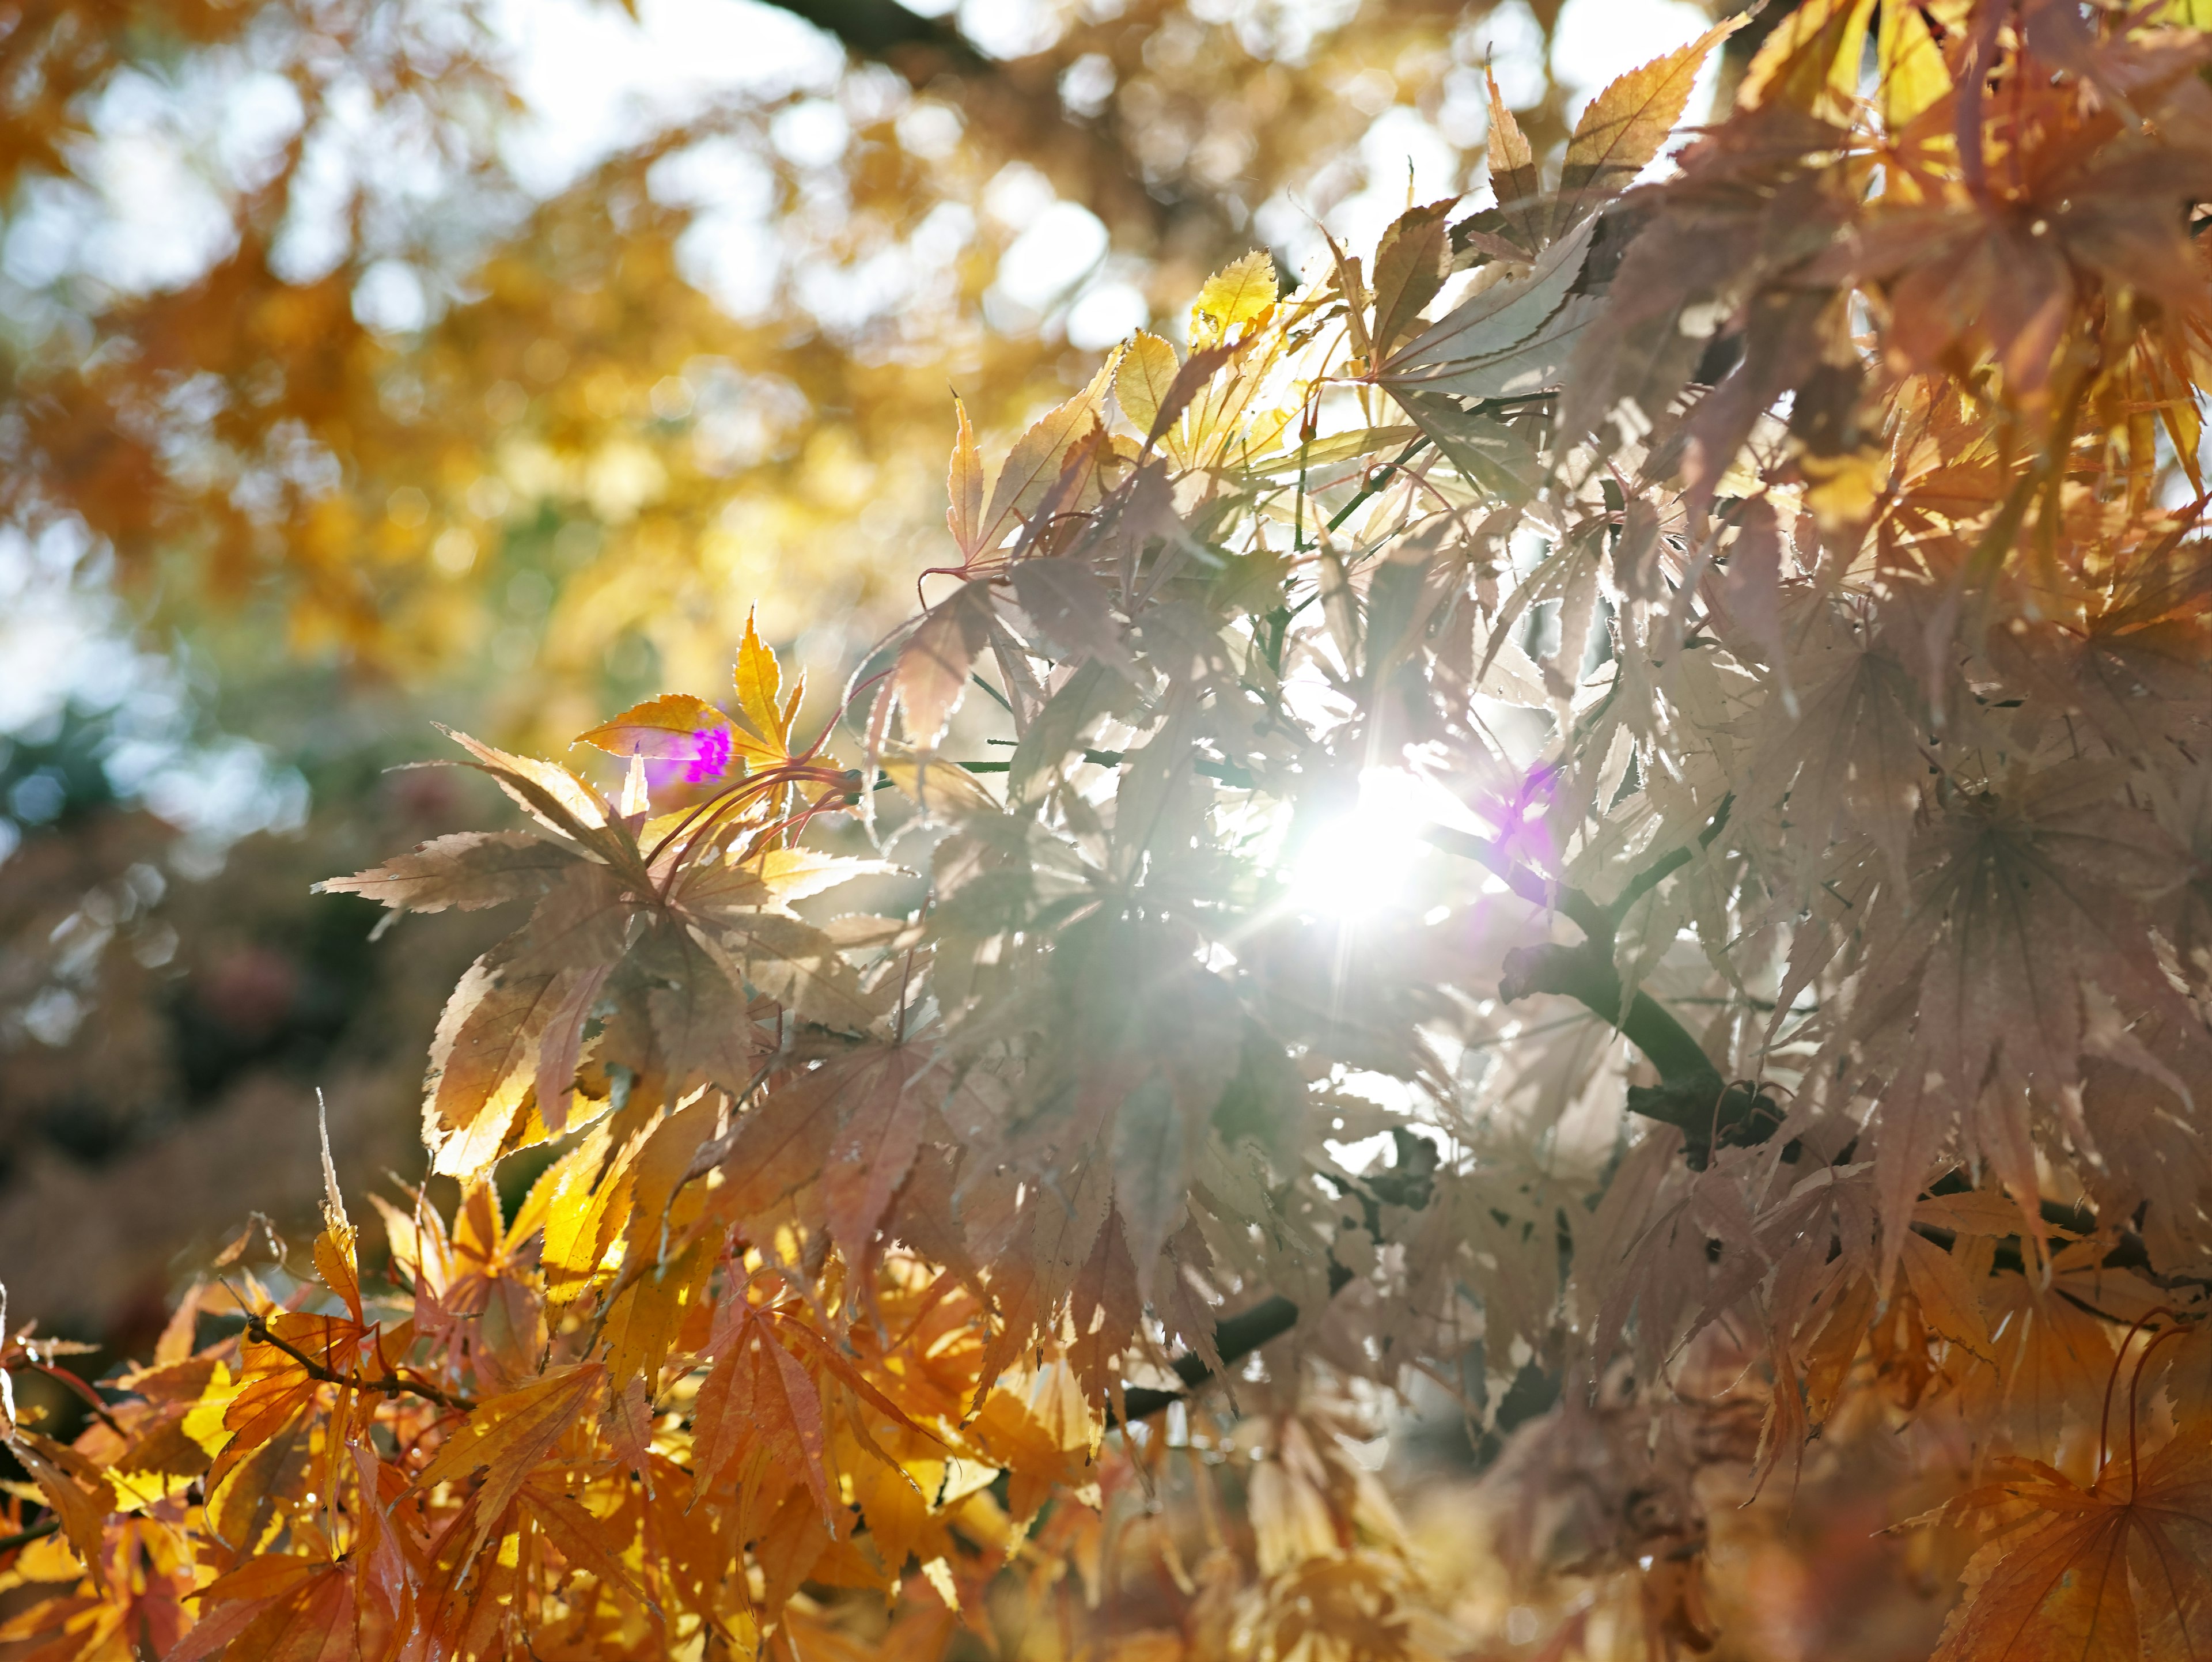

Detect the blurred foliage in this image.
[0,0,1693,741]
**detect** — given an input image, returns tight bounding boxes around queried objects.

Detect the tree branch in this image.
[757,0,985,71]
[1604,793,1732,932]
[1426,812,1787,1162]
[751,0,1222,251]
[243,1314,473,1414]
[1116,1293,1304,1422]
[1420,825,1612,941]
[0,1520,59,1555]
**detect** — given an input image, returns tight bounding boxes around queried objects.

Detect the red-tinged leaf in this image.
[211,1358,320,1490]
[702,1081,836,1225]
[642,926,763,1100]
[1110,1076,1196,1300]
[533,959,612,1135]
[819,1046,933,1254]
[575,693,739,768]
[174,1555,353,1662]
[1899,1231,1994,1361]
[232,1561,354,1662]
[1007,416,1111,559]
[167,1597,271,1662]
[520,1474,657,1614]
[410,1363,604,1547]
[971,1154,1113,1409]
[1320,225,1373,365]
[422,868,634,1171]
[1010,556,1135,676]
[1380,214,1598,394]
[693,1313,837,1531]
[313,830,580,914]
[1719,497,1787,675]
[774,1322,943,1445]
[893,579,995,751]
[1065,1210,1142,1408]
[8,1432,112,1591]
[1484,67,1540,235]
[172,1558,319,1661]
[347,1445,409,1622]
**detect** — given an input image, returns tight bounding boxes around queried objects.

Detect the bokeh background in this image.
[1,8,1961,1658]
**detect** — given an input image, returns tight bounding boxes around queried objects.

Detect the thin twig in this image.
[0,1520,59,1554]
[242,1313,472,1414]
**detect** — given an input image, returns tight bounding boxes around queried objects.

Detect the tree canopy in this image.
[7,4,2212,1662]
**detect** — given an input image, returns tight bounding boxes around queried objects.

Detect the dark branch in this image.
[0,1520,59,1554]
[1116,1293,1305,1422]
[1427,811,1786,1163]
[244,1314,473,1413]
[757,0,985,71]
[1604,793,1733,931]
[1421,825,1612,942]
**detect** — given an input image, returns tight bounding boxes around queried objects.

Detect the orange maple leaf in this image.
[1929,1430,2212,1662]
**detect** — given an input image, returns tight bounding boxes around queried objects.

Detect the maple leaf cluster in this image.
[9,5,2212,1659]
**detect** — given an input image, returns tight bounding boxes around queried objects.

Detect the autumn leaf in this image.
[1482,67,1541,248]
[421,864,636,1171]
[945,395,988,565]
[1189,249,1277,348]
[1368,200,1453,358]
[576,692,741,779]
[435,725,641,876]
[7,1432,113,1591]
[974,359,1115,555]
[890,578,997,752]
[1552,18,1739,234]
[1735,0,1874,123]
[733,605,800,764]
[816,1043,939,1254]
[1114,331,1180,443]
[411,1363,604,1563]
[1927,1431,2212,1662]
[30,31,2212,1662]
[314,830,581,915]
[1380,213,1600,399]
[693,1305,838,1529]
[169,1555,354,1662]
